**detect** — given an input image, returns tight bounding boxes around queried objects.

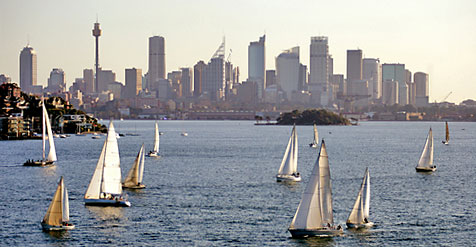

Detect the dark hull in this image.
[416,166,436,172]
[289,227,343,238]
[24,160,54,167]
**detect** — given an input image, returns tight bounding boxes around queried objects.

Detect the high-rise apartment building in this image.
[346,49,363,95]
[125,68,142,98]
[148,36,166,88]
[363,58,381,100]
[276,47,300,101]
[414,72,429,107]
[309,36,330,106]
[19,45,37,92]
[193,61,206,97]
[248,35,266,100]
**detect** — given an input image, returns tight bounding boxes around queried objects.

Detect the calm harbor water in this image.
[0,120,475,246]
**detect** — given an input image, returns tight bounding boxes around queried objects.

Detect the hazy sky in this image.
[1,0,475,103]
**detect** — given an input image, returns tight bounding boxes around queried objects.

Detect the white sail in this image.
[291,140,334,229]
[43,103,57,162]
[347,168,370,224]
[313,124,319,145]
[417,128,434,168]
[62,182,70,221]
[101,121,123,195]
[123,144,144,187]
[84,140,106,199]
[153,122,160,153]
[278,126,298,175]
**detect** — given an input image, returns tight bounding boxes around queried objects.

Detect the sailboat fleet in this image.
[26,100,449,236]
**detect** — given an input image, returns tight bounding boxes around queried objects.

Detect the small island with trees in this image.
[276,109,350,125]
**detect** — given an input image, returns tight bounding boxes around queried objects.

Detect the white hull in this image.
[41,222,75,231]
[309,143,317,148]
[276,174,301,182]
[346,222,374,229]
[84,198,131,207]
[289,226,343,238]
[147,152,160,157]
[181,132,188,136]
[442,141,449,145]
[416,166,436,172]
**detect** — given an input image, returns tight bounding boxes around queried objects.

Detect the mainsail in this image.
[290,140,334,229]
[277,126,298,176]
[417,128,434,168]
[123,144,145,187]
[153,122,160,153]
[43,177,65,226]
[347,168,370,224]
[43,103,57,162]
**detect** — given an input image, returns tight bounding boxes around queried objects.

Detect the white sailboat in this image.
[276,125,301,182]
[289,140,343,238]
[41,176,74,231]
[309,124,319,148]
[122,144,146,189]
[416,127,436,172]
[442,121,449,145]
[24,101,57,166]
[84,121,131,207]
[346,168,374,229]
[147,122,160,157]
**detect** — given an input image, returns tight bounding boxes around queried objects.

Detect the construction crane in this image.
[440,91,452,103]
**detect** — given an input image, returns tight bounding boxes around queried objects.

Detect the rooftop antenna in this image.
[27,34,30,46]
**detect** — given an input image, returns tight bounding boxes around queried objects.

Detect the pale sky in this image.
[1,0,475,103]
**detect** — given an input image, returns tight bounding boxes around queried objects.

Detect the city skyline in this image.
[1,0,475,103]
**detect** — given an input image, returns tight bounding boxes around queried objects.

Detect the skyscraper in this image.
[83,69,94,94]
[125,68,142,98]
[248,35,266,100]
[19,45,37,92]
[203,57,225,101]
[181,68,193,98]
[382,63,407,105]
[309,36,330,106]
[276,47,300,101]
[148,36,166,87]
[363,58,381,100]
[193,61,206,97]
[346,49,363,95]
[47,68,66,92]
[414,72,429,107]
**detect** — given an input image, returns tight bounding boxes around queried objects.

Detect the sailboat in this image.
[41,176,74,231]
[122,144,146,189]
[442,121,449,145]
[276,125,301,182]
[416,127,436,172]
[84,121,131,207]
[147,122,160,157]
[24,101,57,166]
[289,140,343,237]
[346,168,374,229]
[309,124,319,148]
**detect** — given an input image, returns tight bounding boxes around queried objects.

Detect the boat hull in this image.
[147,152,160,157]
[442,141,449,145]
[84,198,131,207]
[23,160,55,167]
[41,222,75,231]
[346,222,374,229]
[276,174,301,182]
[416,166,436,172]
[289,227,343,238]
[122,184,146,189]
[309,143,317,148]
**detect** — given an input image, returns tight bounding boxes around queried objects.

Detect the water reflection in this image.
[290,236,335,247]
[43,230,70,240]
[86,206,125,222]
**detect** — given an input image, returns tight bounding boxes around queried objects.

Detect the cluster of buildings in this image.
[1,21,432,119]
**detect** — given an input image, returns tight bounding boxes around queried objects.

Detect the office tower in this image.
[92,21,101,93]
[309,36,330,106]
[97,68,116,93]
[363,58,381,100]
[332,74,345,95]
[382,63,407,105]
[225,61,234,98]
[414,72,429,107]
[168,70,182,99]
[193,61,206,97]
[276,47,300,101]
[266,70,276,87]
[47,68,66,92]
[298,64,307,91]
[83,69,94,94]
[382,79,398,105]
[204,57,225,101]
[148,36,166,88]
[19,45,37,92]
[125,68,142,98]
[248,35,266,100]
[346,49,363,95]
[181,68,193,98]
